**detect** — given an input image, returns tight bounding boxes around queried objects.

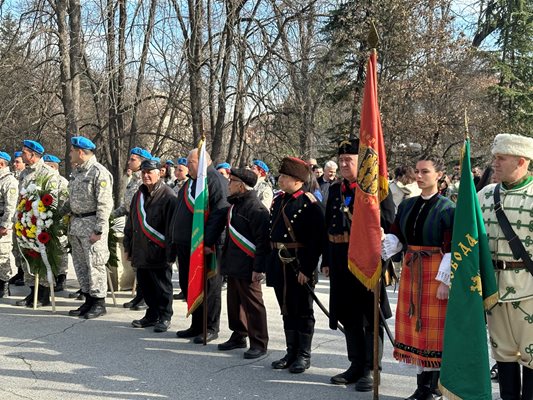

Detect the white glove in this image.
[381,234,403,261]
[435,253,451,286]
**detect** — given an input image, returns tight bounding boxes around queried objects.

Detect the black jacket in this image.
[124,180,177,269]
[266,189,325,287]
[167,165,229,258]
[212,191,270,280]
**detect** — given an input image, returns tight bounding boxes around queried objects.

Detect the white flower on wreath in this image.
[37,219,44,227]
[45,219,53,228]
[40,212,48,220]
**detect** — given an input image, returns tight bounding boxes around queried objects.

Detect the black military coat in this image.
[325,180,395,329]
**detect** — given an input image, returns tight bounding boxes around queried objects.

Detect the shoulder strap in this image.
[493,184,533,275]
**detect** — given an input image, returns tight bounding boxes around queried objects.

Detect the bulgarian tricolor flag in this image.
[348,50,389,290]
[187,139,209,316]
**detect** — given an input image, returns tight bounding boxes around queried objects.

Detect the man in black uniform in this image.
[322,139,395,391]
[168,148,228,343]
[267,157,325,374]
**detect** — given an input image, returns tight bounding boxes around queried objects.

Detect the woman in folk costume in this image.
[382,155,455,400]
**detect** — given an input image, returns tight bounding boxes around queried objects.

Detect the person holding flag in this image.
[322,138,394,391]
[168,146,229,344]
[124,159,177,333]
[382,155,455,399]
[477,133,533,400]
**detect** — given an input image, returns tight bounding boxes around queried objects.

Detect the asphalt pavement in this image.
[0,266,499,400]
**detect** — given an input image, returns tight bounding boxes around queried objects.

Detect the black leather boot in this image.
[272,330,298,369]
[85,297,106,319]
[429,371,442,398]
[38,285,51,307]
[406,372,432,400]
[15,286,34,307]
[498,362,521,400]
[123,283,144,309]
[289,332,312,373]
[0,280,8,298]
[69,293,92,316]
[355,328,383,392]
[8,267,23,285]
[330,327,364,384]
[522,366,532,400]
[55,274,66,292]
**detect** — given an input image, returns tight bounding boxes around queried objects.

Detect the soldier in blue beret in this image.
[16,140,60,307]
[12,151,25,179]
[112,146,152,307]
[64,135,113,319]
[216,162,231,180]
[0,150,18,297]
[177,157,187,166]
[251,160,273,209]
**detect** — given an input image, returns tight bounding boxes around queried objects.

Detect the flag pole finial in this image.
[367,20,379,50]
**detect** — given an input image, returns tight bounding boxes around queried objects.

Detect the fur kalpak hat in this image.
[492,133,533,160]
[279,157,311,183]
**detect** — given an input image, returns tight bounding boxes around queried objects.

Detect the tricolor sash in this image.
[136,191,165,248]
[228,205,256,258]
[184,179,195,213]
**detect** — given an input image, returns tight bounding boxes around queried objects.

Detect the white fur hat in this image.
[491,133,533,160]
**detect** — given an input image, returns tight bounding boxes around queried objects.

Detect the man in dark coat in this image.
[267,157,325,374]
[167,148,229,343]
[124,159,177,332]
[209,168,270,359]
[322,139,395,391]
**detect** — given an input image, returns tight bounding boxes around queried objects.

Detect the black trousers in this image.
[137,267,173,321]
[177,244,222,333]
[226,277,269,351]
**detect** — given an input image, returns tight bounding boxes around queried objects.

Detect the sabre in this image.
[278,245,346,335]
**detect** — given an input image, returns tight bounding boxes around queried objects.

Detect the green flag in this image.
[440,139,499,399]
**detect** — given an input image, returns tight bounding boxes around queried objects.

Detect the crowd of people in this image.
[0,132,532,400]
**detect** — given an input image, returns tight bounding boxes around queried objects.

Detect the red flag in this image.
[347,51,389,290]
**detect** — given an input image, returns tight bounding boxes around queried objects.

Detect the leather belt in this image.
[328,233,350,243]
[271,242,304,250]
[493,260,526,270]
[72,211,97,218]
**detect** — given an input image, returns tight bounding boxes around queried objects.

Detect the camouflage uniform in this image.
[18,159,59,287]
[57,174,70,276]
[254,177,274,210]
[0,167,18,281]
[65,156,113,298]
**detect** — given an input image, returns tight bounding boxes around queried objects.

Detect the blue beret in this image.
[43,154,61,163]
[14,151,22,158]
[130,147,152,160]
[23,140,45,155]
[71,136,96,150]
[151,156,161,163]
[0,151,11,162]
[253,159,269,173]
[177,157,187,166]
[166,159,175,166]
[216,162,231,170]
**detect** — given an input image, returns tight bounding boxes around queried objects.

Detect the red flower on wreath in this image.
[26,250,40,259]
[17,212,23,220]
[21,228,27,237]
[24,200,32,211]
[31,215,37,225]
[41,194,53,207]
[37,232,51,244]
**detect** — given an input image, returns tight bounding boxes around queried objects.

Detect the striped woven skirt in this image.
[393,245,448,368]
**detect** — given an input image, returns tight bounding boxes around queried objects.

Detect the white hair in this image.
[324,160,338,170]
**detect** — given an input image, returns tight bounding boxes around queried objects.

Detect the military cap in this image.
[130,147,152,160]
[216,162,231,170]
[0,151,11,162]
[166,159,175,166]
[492,133,533,160]
[338,138,360,155]
[279,157,311,183]
[71,136,96,150]
[23,140,45,155]
[177,157,187,166]
[43,154,61,163]
[151,156,161,163]
[14,151,22,158]
[253,159,269,173]
[230,168,258,188]
[140,159,161,171]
